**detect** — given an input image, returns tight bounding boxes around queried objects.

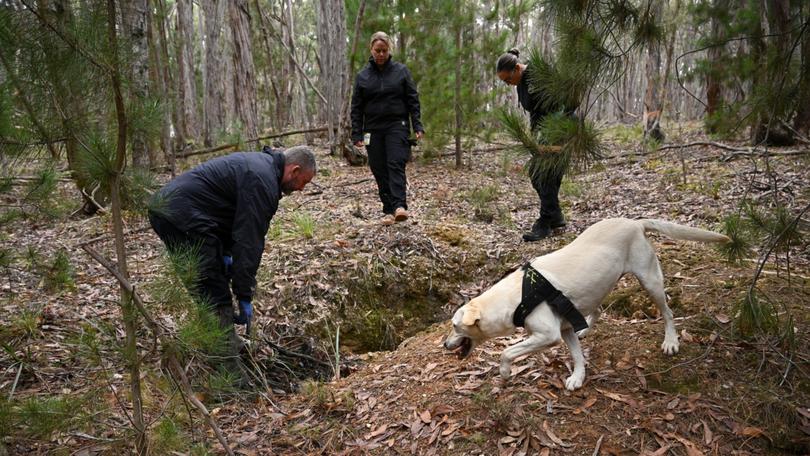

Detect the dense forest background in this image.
[0,1,808,455]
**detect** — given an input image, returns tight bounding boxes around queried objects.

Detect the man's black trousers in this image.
[529,168,563,223]
[367,127,411,214]
[148,213,232,311]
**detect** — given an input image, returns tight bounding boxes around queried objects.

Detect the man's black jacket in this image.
[152,148,285,301]
[350,56,424,143]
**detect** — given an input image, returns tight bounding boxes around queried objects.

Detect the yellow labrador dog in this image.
[444,218,729,390]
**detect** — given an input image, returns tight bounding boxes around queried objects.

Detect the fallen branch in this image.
[657,140,809,158]
[81,244,235,456]
[179,126,328,159]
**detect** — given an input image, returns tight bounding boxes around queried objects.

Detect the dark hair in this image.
[496,48,520,73]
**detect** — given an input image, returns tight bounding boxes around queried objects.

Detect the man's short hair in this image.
[284,145,317,174]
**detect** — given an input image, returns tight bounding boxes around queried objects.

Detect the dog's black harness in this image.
[513,263,588,331]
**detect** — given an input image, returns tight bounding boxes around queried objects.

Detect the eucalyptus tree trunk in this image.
[202,0,226,146]
[316,0,348,154]
[705,0,727,133]
[105,2,146,452]
[176,0,199,143]
[642,1,664,141]
[454,25,463,168]
[145,0,172,164]
[229,0,259,138]
[794,7,810,135]
[283,0,298,126]
[155,0,180,174]
[122,0,152,168]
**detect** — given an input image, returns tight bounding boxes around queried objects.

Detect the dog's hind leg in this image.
[561,327,586,390]
[577,308,601,338]
[499,329,559,381]
[633,241,679,355]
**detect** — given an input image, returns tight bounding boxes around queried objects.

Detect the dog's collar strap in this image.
[514,263,588,331]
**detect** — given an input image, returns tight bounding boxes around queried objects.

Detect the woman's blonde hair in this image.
[369,31,392,50]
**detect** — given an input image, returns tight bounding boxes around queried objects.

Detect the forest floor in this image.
[1,124,809,455]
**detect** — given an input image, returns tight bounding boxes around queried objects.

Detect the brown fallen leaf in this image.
[739,426,768,439]
[596,388,639,408]
[715,313,731,324]
[364,424,388,440]
[668,433,705,456]
[702,420,713,446]
[420,410,432,424]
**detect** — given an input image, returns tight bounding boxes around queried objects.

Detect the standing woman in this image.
[496,48,576,242]
[351,31,424,225]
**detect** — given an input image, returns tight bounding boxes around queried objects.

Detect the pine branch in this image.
[81,244,236,456]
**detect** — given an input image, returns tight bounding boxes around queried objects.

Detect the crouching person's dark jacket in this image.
[150,147,284,301]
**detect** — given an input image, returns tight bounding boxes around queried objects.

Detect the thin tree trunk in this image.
[105,2,146,453]
[454,25,463,168]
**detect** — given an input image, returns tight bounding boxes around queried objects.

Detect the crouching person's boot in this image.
[214,305,250,388]
[523,218,552,242]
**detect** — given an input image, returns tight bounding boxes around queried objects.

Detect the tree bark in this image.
[145,0,173,167]
[121,0,152,168]
[454,24,463,168]
[794,5,810,135]
[337,0,367,165]
[316,0,348,154]
[705,0,727,132]
[176,0,199,143]
[229,0,259,138]
[202,0,226,146]
[642,1,664,142]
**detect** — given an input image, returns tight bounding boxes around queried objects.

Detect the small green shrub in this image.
[735,291,778,338]
[152,417,189,453]
[11,309,41,338]
[44,249,75,292]
[16,395,87,439]
[292,213,315,239]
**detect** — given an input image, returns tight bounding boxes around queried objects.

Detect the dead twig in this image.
[179,126,328,159]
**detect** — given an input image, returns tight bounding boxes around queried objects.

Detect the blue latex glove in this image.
[234,299,253,334]
[222,255,233,276]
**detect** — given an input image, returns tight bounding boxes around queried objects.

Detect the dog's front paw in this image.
[565,373,584,391]
[661,337,679,355]
[499,364,513,381]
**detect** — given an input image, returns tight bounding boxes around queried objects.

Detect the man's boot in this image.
[214,306,250,387]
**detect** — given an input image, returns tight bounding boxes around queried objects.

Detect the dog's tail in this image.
[640,219,730,243]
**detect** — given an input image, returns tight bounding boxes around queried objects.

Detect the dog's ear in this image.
[461,306,480,327]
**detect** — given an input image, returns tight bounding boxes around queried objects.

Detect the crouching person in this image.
[148,145,316,383]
